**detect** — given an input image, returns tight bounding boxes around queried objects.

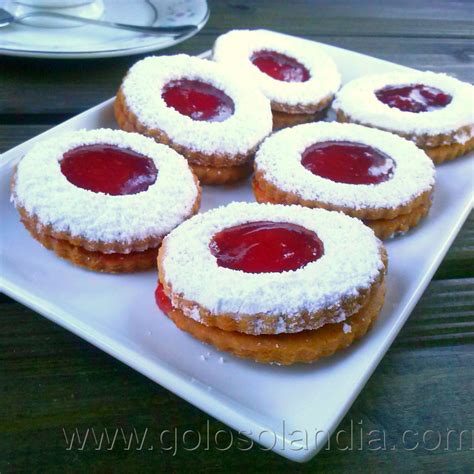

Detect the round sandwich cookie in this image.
[213,29,341,130]
[253,122,435,239]
[156,202,387,365]
[11,129,201,273]
[334,71,474,164]
[115,54,273,185]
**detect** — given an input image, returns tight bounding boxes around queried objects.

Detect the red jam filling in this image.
[155,282,173,314]
[251,50,310,82]
[162,79,234,122]
[61,144,157,195]
[209,221,324,274]
[301,141,395,185]
[375,83,452,113]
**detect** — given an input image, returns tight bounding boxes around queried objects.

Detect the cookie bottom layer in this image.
[424,136,474,164]
[190,161,253,185]
[363,201,431,239]
[24,219,158,273]
[163,279,385,365]
[272,107,328,131]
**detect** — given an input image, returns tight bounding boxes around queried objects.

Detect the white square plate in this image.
[1,32,472,462]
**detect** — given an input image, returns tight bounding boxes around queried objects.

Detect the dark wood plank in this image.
[0,124,51,151]
[209,0,474,38]
[434,213,474,280]
[394,278,474,346]
[1,279,473,472]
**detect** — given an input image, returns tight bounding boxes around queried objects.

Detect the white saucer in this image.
[0,0,209,58]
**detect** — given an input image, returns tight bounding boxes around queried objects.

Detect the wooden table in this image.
[1,1,473,471]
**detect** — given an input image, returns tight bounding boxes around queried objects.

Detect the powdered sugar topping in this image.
[213,29,341,107]
[12,129,199,245]
[161,202,384,318]
[255,122,435,210]
[121,54,272,157]
[334,71,474,137]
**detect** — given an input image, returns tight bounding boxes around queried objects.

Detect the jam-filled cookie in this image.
[334,71,474,164]
[156,202,387,365]
[115,54,272,185]
[11,129,201,273]
[213,29,341,130]
[253,122,435,239]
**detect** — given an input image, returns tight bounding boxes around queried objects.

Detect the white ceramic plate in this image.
[0,0,208,58]
[1,36,473,462]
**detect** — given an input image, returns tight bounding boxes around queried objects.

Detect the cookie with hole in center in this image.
[156,202,387,365]
[253,122,435,239]
[115,54,273,185]
[334,71,474,164]
[213,29,341,130]
[11,129,201,273]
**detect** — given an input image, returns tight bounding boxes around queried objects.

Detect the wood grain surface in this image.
[1,1,473,472]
